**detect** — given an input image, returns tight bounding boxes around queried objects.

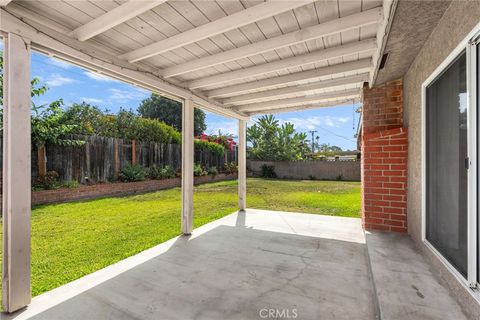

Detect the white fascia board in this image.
[370,0,398,86]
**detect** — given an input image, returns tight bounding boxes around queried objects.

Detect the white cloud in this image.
[107,87,149,102]
[277,115,350,130]
[46,74,77,87]
[205,120,238,137]
[48,57,73,69]
[84,71,120,83]
[81,97,103,104]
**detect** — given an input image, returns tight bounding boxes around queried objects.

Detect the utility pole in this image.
[309,130,317,153]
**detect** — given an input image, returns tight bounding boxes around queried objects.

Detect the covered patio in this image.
[0,0,386,313]
[1,0,480,318]
[2,209,467,320]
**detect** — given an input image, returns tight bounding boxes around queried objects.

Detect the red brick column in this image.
[361,79,408,233]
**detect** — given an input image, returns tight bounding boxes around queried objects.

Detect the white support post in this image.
[2,32,32,312]
[181,99,194,235]
[238,120,247,211]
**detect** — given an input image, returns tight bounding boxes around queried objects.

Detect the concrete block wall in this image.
[247,160,360,181]
[361,79,408,233]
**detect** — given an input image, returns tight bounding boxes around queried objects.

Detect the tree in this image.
[138,94,207,135]
[247,115,310,161]
[0,52,83,176]
[60,104,181,144]
[60,102,117,137]
[318,143,343,153]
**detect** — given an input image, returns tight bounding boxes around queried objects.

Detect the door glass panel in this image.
[426,51,468,277]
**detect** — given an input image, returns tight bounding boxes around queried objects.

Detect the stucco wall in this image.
[403,1,480,317]
[247,160,360,181]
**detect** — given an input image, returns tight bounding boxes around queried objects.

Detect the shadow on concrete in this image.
[19,220,375,320]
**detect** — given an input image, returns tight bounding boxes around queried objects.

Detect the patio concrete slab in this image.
[365,231,468,320]
[5,209,376,320]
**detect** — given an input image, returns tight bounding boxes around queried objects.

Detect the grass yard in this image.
[0,178,360,299]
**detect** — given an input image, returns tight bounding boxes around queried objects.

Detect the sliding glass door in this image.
[425,51,468,277]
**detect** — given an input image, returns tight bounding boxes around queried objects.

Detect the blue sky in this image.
[6,45,360,150]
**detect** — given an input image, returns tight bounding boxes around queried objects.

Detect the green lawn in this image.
[0,178,360,299]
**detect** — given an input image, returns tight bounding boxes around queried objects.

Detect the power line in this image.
[287,109,357,143]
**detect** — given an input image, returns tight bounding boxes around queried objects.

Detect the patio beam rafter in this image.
[204,59,372,98]
[188,39,377,90]
[247,99,358,115]
[0,0,12,7]
[69,0,168,41]
[0,9,249,121]
[119,0,314,63]
[162,7,383,78]
[233,88,360,112]
[223,73,369,106]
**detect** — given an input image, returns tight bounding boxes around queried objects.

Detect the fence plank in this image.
[24,135,236,183]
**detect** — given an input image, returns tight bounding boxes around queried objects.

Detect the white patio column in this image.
[2,33,32,312]
[238,119,247,211]
[181,98,194,235]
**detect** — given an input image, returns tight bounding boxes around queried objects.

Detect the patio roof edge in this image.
[0,9,249,121]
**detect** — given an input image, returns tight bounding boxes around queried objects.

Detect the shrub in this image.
[195,139,225,157]
[224,162,238,175]
[62,180,80,188]
[208,166,218,177]
[148,165,176,180]
[34,171,60,190]
[194,163,208,176]
[261,164,277,178]
[61,105,182,144]
[336,174,344,181]
[135,117,181,144]
[148,165,162,180]
[120,164,147,182]
[162,165,176,179]
[60,102,117,136]
[308,175,316,180]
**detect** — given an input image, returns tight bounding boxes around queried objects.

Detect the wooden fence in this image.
[9,135,237,183]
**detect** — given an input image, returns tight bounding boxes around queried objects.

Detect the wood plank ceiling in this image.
[3,0,388,116]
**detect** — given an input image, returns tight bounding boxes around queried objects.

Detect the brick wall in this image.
[361,79,408,233]
[31,173,238,206]
[362,128,408,232]
[362,79,403,134]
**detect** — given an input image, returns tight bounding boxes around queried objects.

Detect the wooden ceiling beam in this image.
[119,0,314,63]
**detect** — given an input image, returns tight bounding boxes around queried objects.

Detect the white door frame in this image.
[421,22,480,289]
